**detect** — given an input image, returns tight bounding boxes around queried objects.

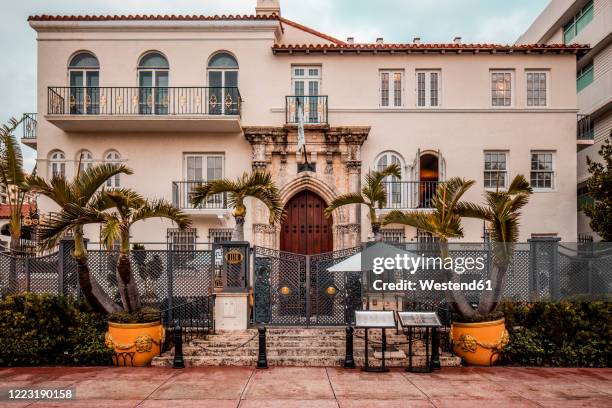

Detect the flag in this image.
[296,98,305,153]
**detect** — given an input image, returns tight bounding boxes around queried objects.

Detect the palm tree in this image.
[455,175,533,315]
[324,164,401,241]
[95,190,191,313]
[191,171,283,241]
[0,117,27,253]
[383,177,477,318]
[29,163,133,314]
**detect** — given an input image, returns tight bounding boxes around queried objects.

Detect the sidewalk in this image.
[0,366,610,407]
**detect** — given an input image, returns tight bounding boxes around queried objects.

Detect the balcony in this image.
[577,114,594,145]
[285,95,328,125]
[21,113,37,148]
[46,86,242,133]
[577,70,612,117]
[172,181,228,215]
[379,181,439,211]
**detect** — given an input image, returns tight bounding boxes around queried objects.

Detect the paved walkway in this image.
[0,366,610,407]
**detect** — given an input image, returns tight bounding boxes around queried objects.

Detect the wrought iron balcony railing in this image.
[577,114,594,141]
[381,181,440,210]
[47,87,241,116]
[22,113,37,139]
[286,95,328,124]
[172,181,227,210]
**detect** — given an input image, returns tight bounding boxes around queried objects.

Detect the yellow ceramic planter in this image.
[105,321,165,367]
[451,318,509,366]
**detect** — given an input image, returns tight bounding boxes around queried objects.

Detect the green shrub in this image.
[499,300,611,367]
[107,307,160,324]
[0,293,114,366]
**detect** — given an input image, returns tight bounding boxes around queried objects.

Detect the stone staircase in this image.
[151,327,461,368]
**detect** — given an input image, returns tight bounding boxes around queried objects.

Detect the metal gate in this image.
[253,246,362,326]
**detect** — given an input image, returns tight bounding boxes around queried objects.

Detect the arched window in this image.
[49,150,66,178]
[77,150,94,173]
[207,51,239,115]
[68,52,100,114]
[138,52,169,115]
[376,152,404,208]
[104,150,121,188]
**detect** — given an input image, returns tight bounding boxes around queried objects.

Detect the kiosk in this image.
[398,311,442,372]
[355,310,396,372]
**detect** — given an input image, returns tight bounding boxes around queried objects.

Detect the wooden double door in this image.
[280,190,333,255]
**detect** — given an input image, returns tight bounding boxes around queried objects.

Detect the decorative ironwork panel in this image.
[28,252,59,294]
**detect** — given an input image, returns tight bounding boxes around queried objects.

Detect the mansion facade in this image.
[26,0,588,254]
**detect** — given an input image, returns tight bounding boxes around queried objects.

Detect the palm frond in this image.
[100,217,122,250]
[75,163,133,204]
[383,210,436,231]
[455,202,491,220]
[191,178,238,206]
[324,193,367,217]
[131,199,191,229]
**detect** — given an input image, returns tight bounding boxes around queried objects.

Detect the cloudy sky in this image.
[2,0,549,171]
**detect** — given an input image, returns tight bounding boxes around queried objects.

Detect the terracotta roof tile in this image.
[278,16,345,45]
[0,204,36,219]
[272,42,590,55]
[28,14,279,22]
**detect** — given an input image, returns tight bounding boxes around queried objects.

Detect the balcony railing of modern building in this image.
[172,181,228,212]
[21,113,38,148]
[577,114,594,145]
[379,181,440,210]
[46,86,242,132]
[285,95,328,125]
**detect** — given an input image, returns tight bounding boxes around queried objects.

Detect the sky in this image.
[1,0,550,171]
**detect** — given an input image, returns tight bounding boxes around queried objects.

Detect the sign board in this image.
[398,311,442,327]
[355,310,396,328]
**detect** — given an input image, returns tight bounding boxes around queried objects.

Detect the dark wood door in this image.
[280,190,333,254]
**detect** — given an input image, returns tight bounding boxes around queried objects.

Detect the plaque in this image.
[355,310,396,328]
[398,311,442,327]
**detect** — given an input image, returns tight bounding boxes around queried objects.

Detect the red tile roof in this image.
[278,16,345,45]
[28,14,279,21]
[0,204,37,219]
[272,43,590,55]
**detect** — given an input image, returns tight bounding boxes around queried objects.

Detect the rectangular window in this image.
[526,71,547,106]
[484,151,508,189]
[491,71,512,107]
[563,1,594,44]
[183,153,224,209]
[577,63,594,92]
[209,228,233,243]
[380,70,403,107]
[168,228,197,267]
[416,70,440,107]
[530,151,555,190]
[381,229,405,243]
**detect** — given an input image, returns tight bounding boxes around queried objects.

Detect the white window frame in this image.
[526,70,549,107]
[49,150,66,178]
[483,151,509,190]
[77,150,94,174]
[379,70,404,108]
[415,70,441,107]
[183,153,224,182]
[490,70,514,107]
[530,151,556,192]
[104,150,122,188]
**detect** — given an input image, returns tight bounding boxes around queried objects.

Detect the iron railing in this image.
[160,296,215,355]
[172,181,227,210]
[22,113,37,139]
[381,181,440,209]
[577,114,593,141]
[47,86,241,116]
[286,95,328,124]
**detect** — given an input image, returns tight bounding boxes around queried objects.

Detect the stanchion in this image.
[344,326,355,368]
[257,326,268,369]
[173,320,185,369]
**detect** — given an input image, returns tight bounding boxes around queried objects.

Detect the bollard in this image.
[173,321,185,369]
[430,327,441,371]
[344,326,355,368]
[257,326,268,369]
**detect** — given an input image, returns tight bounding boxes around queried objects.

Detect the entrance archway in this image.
[280,190,333,254]
[419,153,439,207]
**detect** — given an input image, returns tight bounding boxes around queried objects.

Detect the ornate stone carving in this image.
[253,223,278,233]
[335,223,361,234]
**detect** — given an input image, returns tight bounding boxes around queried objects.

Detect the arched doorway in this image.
[280,190,333,254]
[419,153,439,207]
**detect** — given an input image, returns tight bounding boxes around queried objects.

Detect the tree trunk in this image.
[440,240,477,319]
[371,222,383,242]
[75,256,121,314]
[116,253,141,313]
[232,215,245,241]
[477,242,512,315]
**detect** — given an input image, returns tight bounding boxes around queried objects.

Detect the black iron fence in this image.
[22,113,37,139]
[286,95,328,124]
[381,181,439,209]
[47,86,241,116]
[172,181,227,210]
[577,114,593,141]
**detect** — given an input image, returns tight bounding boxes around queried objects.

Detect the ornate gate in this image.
[253,246,362,326]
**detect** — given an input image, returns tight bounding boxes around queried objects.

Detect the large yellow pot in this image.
[451,318,509,366]
[105,321,165,367]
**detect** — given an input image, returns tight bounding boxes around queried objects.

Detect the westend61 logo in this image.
[370,254,492,292]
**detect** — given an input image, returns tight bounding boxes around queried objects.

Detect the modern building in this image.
[26,0,587,254]
[518,0,611,241]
